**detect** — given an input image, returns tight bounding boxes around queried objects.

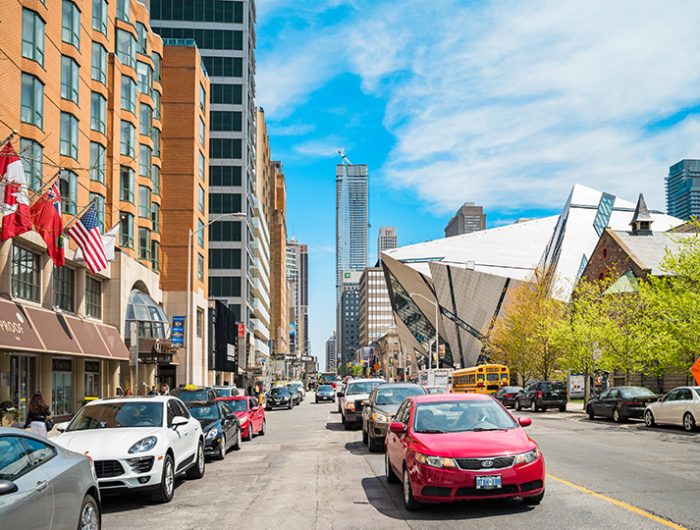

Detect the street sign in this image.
[237,323,245,338]
[691,357,700,386]
[171,316,185,347]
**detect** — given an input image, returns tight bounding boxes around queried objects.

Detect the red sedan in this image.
[385,393,545,510]
[216,396,267,441]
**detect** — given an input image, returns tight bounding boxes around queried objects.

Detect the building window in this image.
[89,142,105,183]
[210,221,241,242]
[138,186,151,218]
[152,165,161,195]
[198,185,205,213]
[22,9,45,65]
[60,112,79,160]
[152,128,161,158]
[120,120,135,157]
[20,138,43,191]
[210,138,242,159]
[210,166,242,187]
[136,23,148,54]
[53,266,75,312]
[139,228,151,260]
[211,83,242,105]
[91,92,106,134]
[137,62,152,96]
[209,248,241,269]
[209,193,241,214]
[198,219,204,247]
[196,308,204,338]
[120,166,135,202]
[139,145,152,178]
[209,276,241,297]
[199,117,206,145]
[201,56,242,77]
[60,56,80,104]
[59,170,77,214]
[199,84,206,112]
[153,90,161,120]
[197,253,204,281]
[152,52,162,83]
[85,360,100,397]
[11,246,40,302]
[92,0,108,34]
[198,152,205,179]
[21,74,43,128]
[139,104,152,136]
[151,240,160,270]
[52,359,73,416]
[121,76,137,114]
[151,202,160,232]
[116,29,136,68]
[120,212,134,248]
[90,192,105,230]
[62,1,80,49]
[117,0,130,22]
[91,42,107,85]
[210,111,242,132]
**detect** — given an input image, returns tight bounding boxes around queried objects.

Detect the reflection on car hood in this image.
[55,427,163,457]
[345,393,371,401]
[200,419,220,432]
[412,428,532,458]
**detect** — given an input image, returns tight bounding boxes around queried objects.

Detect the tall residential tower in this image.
[666,159,700,220]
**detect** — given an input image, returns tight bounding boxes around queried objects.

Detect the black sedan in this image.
[586,386,658,422]
[315,385,335,403]
[495,386,524,408]
[188,401,241,459]
[287,385,302,406]
[266,387,293,410]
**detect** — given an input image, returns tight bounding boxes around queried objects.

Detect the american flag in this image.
[68,204,108,274]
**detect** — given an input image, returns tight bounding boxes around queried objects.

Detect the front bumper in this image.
[344,410,362,425]
[410,457,545,503]
[204,434,223,456]
[267,400,291,408]
[96,454,164,492]
[370,421,389,440]
[316,394,334,400]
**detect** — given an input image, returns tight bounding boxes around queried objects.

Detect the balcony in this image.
[251,277,270,307]
[255,338,270,357]
[252,298,270,327]
[250,318,270,341]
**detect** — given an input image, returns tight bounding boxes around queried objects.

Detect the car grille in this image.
[422,486,452,497]
[520,479,544,492]
[95,460,125,478]
[455,456,515,470]
[354,400,365,410]
[126,456,155,474]
[456,484,518,496]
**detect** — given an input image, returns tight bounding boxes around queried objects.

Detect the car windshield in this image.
[271,388,289,396]
[425,387,448,395]
[376,386,424,405]
[172,389,210,402]
[188,404,221,421]
[67,402,163,430]
[347,381,385,395]
[215,388,234,397]
[413,400,518,433]
[318,385,333,391]
[619,388,657,399]
[221,400,247,412]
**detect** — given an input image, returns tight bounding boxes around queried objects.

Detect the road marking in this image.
[547,474,687,530]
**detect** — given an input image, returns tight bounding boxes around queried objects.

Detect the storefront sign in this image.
[301,356,314,362]
[52,358,73,372]
[138,338,177,364]
[237,323,245,338]
[85,361,100,373]
[171,316,185,347]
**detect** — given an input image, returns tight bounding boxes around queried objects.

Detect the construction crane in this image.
[338,148,352,166]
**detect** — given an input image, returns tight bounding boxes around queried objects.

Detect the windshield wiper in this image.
[416,429,446,433]
[470,427,508,432]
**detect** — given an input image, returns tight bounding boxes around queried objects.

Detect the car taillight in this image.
[537,391,543,398]
[477,382,484,387]
[505,393,513,398]
[332,383,337,388]
[623,401,642,407]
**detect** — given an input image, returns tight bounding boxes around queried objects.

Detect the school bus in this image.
[451,364,510,394]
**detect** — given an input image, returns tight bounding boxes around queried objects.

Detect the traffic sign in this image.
[691,357,700,386]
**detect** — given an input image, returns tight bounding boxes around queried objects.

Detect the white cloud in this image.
[293,137,348,159]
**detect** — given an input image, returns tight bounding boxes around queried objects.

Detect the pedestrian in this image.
[124,387,133,396]
[160,383,170,395]
[148,385,158,395]
[24,393,52,438]
[247,385,253,396]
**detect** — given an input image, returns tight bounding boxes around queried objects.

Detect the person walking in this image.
[24,393,52,438]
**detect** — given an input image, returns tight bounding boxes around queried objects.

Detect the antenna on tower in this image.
[338,148,352,166]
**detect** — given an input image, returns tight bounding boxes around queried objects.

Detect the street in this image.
[102,399,699,530]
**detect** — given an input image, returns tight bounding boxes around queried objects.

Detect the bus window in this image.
[501,373,508,379]
[477,374,485,381]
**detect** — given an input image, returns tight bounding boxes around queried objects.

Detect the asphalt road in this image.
[102,397,700,530]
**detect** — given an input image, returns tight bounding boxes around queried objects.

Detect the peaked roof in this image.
[630,193,653,225]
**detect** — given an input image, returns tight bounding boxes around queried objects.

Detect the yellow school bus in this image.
[451,364,510,394]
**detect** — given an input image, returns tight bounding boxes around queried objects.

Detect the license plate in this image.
[476,475,502,490]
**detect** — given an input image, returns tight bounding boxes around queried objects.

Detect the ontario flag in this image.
[30,181,65,267]
[68,204,108,274]
[0,142,33,240]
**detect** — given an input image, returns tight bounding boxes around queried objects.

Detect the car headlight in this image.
[128,436,158,454]
[513,447,541,465]
[205,429,219,440]
[345,402,356,412]
[372,412,389,423]
[240,415,249,425]
[281,396,289,402]
[415,453,456,469]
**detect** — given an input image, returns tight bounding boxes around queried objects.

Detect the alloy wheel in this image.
[613,408,621,423]
[80,498,99,530]
[683,413,696,432]
[644,410,655,427]
[165,460,174,497]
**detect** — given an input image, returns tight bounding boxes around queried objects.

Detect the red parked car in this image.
[216,396,267,441]
[385,393,545,510]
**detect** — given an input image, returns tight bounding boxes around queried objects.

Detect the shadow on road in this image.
[344,440,367,455]
[101,479,186,514]
[325,421,346,431]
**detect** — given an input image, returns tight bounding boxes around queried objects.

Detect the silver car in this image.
[0,427,101,529]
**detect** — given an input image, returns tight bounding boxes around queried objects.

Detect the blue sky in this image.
[255,0,700,366]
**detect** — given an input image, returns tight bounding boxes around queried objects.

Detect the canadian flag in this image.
[0,142,33,240]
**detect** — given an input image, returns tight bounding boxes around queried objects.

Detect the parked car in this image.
[55,396,205,503]
[495,386,525,409]
[187,401,241,459]
[385,393,545,510]
[171,385,217,404]
[213,386,240,398]
[338,378,387,430]
[644,386,700,432]
[362,383,425,452]
[217,396,267,440]
[287,384,302,406]
[514,381,567,412]
[266,387,293,410]
[0,427,101,529]
[423,386,449,395]
[315,385,336,403]
[289,382,306,401]
[586,386,658,422]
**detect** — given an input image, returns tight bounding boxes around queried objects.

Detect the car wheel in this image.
[683,412,697,432]
[558,404,566,413]
[402,467,421,511]
[368,434,382,453]
[288,402,293,410]
[245,424,254,441]
[515,399,522,411]
[530,400,538,413]
[232,429,242,450]
[522,490,545,505]
[152,454,175,503]
[385,452,399,483]
[587,406,595,420]
[612,408,623,423]
[362,424,368,445]
[259,420,267,436]
[78,493,100,530]
[187,441,206,479]
[315,398,318,404]
[644,410,656,428]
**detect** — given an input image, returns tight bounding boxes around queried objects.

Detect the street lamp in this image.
[185,211,246,384]
[408,292,440,370]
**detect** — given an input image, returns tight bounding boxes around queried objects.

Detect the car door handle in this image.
[35,481,48,492]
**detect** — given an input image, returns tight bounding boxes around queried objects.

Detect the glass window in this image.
[139,104,152,136]
[90,192,105,230]
[151,202,160,232]
[196,309,204,338]
[209,193,241,214]
[120,166,135,202]
[152,127,161,158]
[52,359,73,416]
[198,152,205,179]
[139,186,151,218]
[139,145,152,178]
[89,142,105,183]
[11,246,40,302]
[139,228,151,260]
[121,76,137,113]
[210,138,242,159]
[92,0,108,34]
[60,112,79,160]
[197,253,204,281]
[22,9,45,65]
[151,240,160,270]
[91,42,107,85]
[117,0,130,22]
[137,62,153,96]
[199,117,206,145]
[120,212,134,248]
[152,165,161,195]
[85,361,100,397]
[209,276,241,297]
[153,90,161,120]
[91,92,106,134]
[21,74,43,128]
[0,436,55,480]
[152,52,162,83]
[210,111,242,131]
[210,221,241,242]
[62,1,80,49]
[209,248,241,269]
[136,23,148,54]
[201,56,242,77]
[59,170,77,214]
[209,166,242,187]
[197,219,204,247]
[61,56,80,104]
[211,83,242,105]
[120,120,135,157]
[20,138,43,191]
[116,29,136,68]
[198,185,205,213]
[53,266,75,312]
[199,84,206,111]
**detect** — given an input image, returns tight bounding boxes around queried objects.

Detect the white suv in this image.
[56,396,205,503]
[338,378,386,430]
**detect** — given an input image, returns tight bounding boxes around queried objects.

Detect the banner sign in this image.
[171,316,185,347]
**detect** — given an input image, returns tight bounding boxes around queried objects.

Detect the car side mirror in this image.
[225,413,236,421]
[251,406,259,411]
[518,417,532,428]
[172,415,188,428]
[389,421,406,434]
[361,400,369,408]
[0,480,18,496]
[337,392,344,398]
[56,421,69,433]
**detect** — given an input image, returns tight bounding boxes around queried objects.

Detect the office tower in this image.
[271,162,290,355]
[337,271,362,368]
[377,226,398,262]
[336,164,368,289]
[359,268,396,346]
[286,238,309,356]
[325,333,336,372]
[444,202,486,237]
[666,159,700,220]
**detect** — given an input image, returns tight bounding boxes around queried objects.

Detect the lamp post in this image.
[185,211,246,384]
[408,292,440,370]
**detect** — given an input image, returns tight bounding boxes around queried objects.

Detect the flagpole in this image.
[27,170,61,204]
[0,130,16,150]
[63,199,96,232]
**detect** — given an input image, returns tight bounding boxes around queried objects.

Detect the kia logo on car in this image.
[481,460,494,468]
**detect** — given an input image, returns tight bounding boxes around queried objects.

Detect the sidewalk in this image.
[566,402,586,414]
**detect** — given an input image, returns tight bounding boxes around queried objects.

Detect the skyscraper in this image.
[325,333,336,372]
[444,202,486,237]
[286,238,309,356]
[377,226,398,262]
[666,159,700,220]
[337,271,362,369]
[336,164,369,289]
[359,268,396,346]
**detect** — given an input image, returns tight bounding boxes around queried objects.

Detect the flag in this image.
[75,222,119,263]
[0,142,33,240]
[68,204,108,274]
[30,181,64,267]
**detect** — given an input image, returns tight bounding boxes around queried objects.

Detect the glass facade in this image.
[20,138,43,191]
[59,170,77,214]
[53,267,75,312]
[120,165,135,202]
